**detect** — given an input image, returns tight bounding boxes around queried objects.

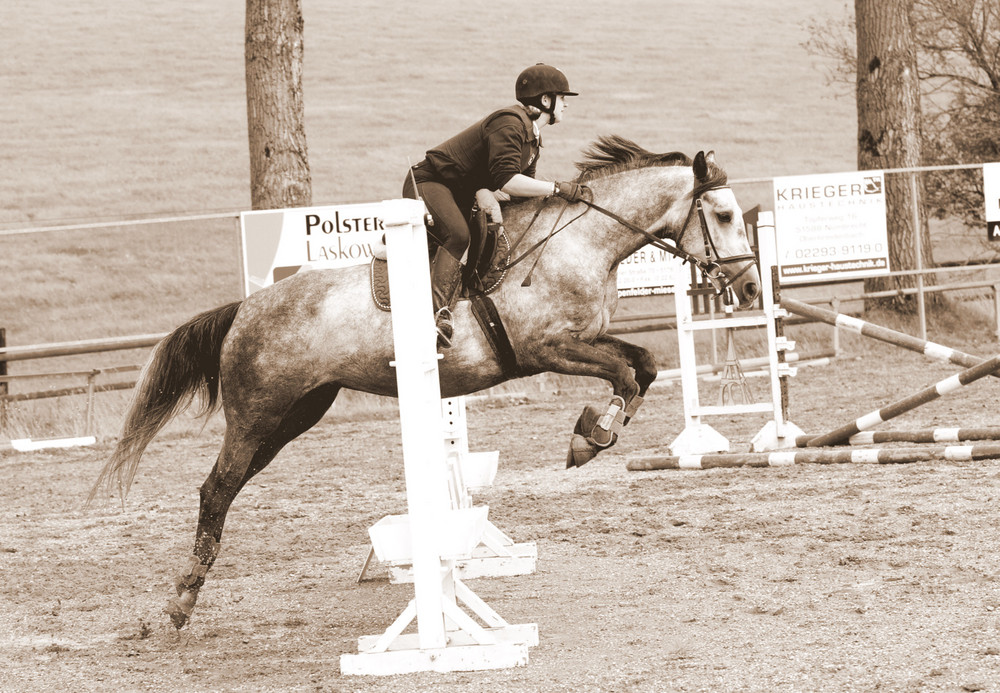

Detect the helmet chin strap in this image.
[542,93,557,124]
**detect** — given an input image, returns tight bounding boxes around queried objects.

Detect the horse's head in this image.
[675,151,761,308]
[573,137,761,309]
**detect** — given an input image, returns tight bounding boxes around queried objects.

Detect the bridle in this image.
[579,184,757,295]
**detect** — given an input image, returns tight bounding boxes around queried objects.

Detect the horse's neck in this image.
[586,169,692,264]
[501,167,691,271]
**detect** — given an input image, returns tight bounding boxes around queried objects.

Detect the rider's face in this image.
[549,94,567,124]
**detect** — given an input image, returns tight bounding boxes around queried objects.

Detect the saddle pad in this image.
[370,229,510,312]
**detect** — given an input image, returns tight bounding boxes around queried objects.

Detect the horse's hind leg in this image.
[166,383,341,629]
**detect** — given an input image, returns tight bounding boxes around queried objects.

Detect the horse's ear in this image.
[705,150,716,164]
[693,151,708,180]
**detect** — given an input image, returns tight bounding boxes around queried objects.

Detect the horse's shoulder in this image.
[500,197,546,226]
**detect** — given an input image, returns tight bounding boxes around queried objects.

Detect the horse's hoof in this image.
[164,598,191,630]
[567,434,598,468]
[573,405,603,436]
[164,589,198,630]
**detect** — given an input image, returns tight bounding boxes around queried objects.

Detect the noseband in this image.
[580,184,757,295]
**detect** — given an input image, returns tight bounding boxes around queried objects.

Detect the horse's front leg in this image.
[529,335,653,467]
[591,335,658,423]
[563,336,658,467]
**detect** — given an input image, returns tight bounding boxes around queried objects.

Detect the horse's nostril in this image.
[745,282,760,302]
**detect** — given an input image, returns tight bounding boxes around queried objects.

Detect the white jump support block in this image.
[340,198,535,676]
[388,523,538,583]
[385,397,537,583]
[9,436,97,452]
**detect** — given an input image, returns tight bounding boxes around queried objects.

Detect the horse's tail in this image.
[87,301,243,506]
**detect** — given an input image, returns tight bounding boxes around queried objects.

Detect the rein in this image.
[499,184,756,295]
[591,185,757,296]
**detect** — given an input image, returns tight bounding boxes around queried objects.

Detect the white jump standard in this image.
[627,210,1000,475]
[340,198,536,676]
[668,211,803,455]
[362,396,538,584]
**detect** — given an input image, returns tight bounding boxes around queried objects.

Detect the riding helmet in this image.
[515,64,578,101]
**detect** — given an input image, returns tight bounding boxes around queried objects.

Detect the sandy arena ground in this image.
[3,340,1000,692]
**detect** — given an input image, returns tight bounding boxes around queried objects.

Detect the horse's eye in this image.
[717,212,732,224]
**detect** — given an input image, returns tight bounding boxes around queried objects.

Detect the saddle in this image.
[370,207,511,311]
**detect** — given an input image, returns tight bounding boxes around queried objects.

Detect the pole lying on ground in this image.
[626,442,1000,471]
[793,427,1000,447]
[804,354,1000,447]
[781,297,1000,378]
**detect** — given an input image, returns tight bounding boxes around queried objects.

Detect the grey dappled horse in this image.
[90,136,760,628]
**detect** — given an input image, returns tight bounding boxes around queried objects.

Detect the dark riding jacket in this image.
[414,104,540,203]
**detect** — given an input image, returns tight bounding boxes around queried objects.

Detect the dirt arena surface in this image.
[3,338,1000,692]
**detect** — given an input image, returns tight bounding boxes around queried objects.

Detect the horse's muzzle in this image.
[740,280,760,308]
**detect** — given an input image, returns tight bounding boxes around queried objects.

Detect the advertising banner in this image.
[616,245,684,297]
[240,202,387,295]
[984,162,1000,241]
[772,170,890,284]
[244,201,688,299]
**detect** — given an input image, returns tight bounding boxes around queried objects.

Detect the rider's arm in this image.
[500,173,555,199]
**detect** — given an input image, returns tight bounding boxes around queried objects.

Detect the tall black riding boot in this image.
[429,249,464,349]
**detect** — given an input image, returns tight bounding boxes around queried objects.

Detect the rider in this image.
[403,63,588,349]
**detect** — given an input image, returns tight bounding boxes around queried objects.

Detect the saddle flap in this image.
[462,206,510,297]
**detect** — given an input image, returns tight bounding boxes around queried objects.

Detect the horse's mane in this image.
[574,135,727,197]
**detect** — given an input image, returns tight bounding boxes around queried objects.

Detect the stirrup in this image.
[435,307,454,349]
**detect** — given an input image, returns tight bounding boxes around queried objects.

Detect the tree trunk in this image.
[855,0,934,308]
[245,0,311,210]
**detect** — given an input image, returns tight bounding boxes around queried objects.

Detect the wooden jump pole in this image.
[793,427,1000,447]
[805,354,1000,447]
[781,297,1000,378]
[626,442,1000,471]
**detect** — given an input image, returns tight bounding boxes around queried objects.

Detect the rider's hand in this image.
[475,188,504,223]
[554,181,588,203]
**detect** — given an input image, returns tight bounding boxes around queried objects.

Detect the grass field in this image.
[3,0,856,333]
[3,0,859,227]
[3,0,993,441]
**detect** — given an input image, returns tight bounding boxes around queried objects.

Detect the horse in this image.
[89,136,761,629]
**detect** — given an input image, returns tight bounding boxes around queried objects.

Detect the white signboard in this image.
[984,162,1000,241]
[773,170,890,284]
[240,202,387,295]
[616,245,684,297]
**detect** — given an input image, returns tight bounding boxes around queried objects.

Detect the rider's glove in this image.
[554,181,588,203]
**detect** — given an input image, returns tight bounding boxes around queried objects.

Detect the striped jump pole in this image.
[782,297,1000,378]
[793,426,1000,447]
[805,354,1000,447]
[626,442,1000,471]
